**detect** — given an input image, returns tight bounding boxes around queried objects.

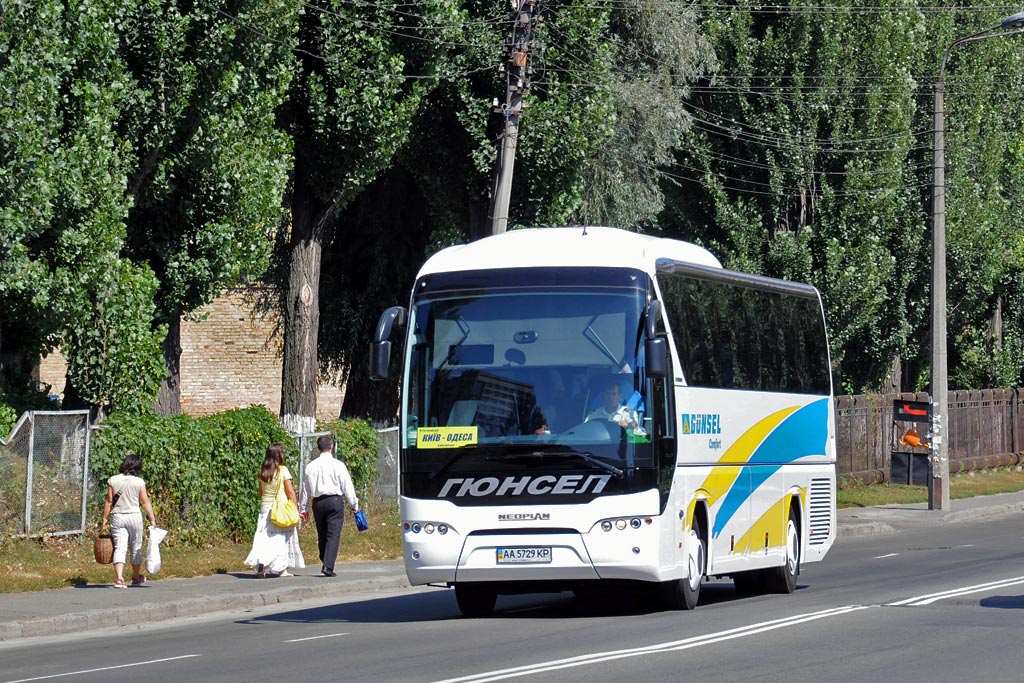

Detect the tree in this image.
[663,2,967,392]
[315,0,665,419]
[119,0,297,414]
[574,0,715,229]
[278,0,460,432]
[0,0,164,413]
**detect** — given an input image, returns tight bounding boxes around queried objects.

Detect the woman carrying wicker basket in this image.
[100,454,157,588]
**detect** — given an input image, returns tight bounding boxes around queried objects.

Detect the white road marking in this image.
[285,632,349,642]
[431,605,870,683]
[887,575,1024,606]
[873,553,899,559]
[2,655,201,683]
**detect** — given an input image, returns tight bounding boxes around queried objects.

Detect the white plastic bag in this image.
[146,525,168,574]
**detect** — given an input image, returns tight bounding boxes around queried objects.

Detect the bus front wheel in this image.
[661,522,705,610]
[455,583,497,618]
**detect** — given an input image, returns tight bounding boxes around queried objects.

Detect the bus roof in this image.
[417,226,723,278]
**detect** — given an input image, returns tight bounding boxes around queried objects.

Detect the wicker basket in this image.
[93,534,114,564]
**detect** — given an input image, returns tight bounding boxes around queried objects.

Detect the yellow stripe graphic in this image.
[697,405,802,507]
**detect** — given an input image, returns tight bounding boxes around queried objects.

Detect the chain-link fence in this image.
[289,427,398,504]
[0,410,91,537]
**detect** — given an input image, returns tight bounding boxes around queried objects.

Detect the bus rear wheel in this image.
[763,510,800,594]
[455,583,497,618]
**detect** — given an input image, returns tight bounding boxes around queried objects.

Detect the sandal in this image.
[131,575,146,587]
[113,579,127,589]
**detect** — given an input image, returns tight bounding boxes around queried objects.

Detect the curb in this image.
[943,501,1024,524]
[837,522,898,539]
[0,575,409,642]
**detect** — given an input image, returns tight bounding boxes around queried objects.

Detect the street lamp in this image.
[930,10,1024,511]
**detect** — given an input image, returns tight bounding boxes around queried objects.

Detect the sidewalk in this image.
[4,491,1024,642]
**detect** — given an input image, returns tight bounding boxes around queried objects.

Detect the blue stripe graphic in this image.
[712,399,829,538]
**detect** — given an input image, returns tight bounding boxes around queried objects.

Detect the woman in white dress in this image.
[244,444,305,577]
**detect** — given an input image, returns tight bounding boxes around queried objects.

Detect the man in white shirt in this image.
[299,435,360,577]
[586,380,623,422]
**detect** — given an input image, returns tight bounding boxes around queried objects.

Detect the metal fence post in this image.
[24,414,34,535]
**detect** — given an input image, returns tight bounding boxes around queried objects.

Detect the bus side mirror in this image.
[644,300,666,378]
[370,341,392,381]
[369,306,406,381]
[645,337,667,378]
[645,300,660,339]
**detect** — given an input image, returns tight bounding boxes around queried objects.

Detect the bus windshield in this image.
[402,272,654,473]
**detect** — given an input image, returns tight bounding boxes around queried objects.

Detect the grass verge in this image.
[0,498,400,594]
[838,466,1024,508]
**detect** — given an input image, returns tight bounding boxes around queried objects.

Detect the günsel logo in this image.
[498,512,551,522]
[437,474,611,498]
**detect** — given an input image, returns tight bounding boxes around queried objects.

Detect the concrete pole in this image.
[926,14,1024,509]
[490,86,520,235]
[930,77,950,511]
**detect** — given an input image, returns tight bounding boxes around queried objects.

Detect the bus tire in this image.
[455,583,497,618]
[661,518,705,610]
[763,510,800,594]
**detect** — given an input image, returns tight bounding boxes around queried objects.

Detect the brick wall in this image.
[38,288,344,423]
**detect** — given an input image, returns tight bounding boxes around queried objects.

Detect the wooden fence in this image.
[836,389,1024,483]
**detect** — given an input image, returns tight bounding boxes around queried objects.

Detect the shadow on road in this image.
[236,578,777,626]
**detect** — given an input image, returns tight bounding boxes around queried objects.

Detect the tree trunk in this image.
[989,295,1003,352]
[885,354,901,394]
[281,175,325,436]
[154,316,181,416]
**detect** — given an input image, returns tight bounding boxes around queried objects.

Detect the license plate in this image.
[496,546,552,564]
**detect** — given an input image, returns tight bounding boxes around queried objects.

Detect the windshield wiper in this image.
[495,450,624,478]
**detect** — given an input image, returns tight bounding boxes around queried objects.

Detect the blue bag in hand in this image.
[353,508,368,532]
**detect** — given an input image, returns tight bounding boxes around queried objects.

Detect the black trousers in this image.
[311,495,345,572]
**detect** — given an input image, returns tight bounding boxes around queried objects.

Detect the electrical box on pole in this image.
[488,0,540,235]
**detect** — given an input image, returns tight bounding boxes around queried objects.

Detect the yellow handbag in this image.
[269,481,299,528]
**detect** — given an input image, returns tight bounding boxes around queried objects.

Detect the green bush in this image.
[91,405,293,544]
[320,417,380,500]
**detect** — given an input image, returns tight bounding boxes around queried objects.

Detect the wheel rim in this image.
[686,529,705,591]
[785,519,799,575]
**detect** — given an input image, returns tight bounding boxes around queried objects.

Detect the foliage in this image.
[574,0,715,229]
[317,0,655,419]
[0,0,159,407]
[664,3,1024,392]
[91,405,293,544]
[61,260,166,411]
[120,0,297,320]
[319,417,381,497]
[0,405,16,439]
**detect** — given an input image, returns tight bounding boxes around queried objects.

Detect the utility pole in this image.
[928,11,1024,510]
[489,0,540,235]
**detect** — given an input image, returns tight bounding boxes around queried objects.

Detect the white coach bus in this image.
[371,227,836,617]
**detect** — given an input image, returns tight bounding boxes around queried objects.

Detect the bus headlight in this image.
[615,519,627,530]
[424,523,435,534]
[411,522,422,533]
[601,520,613,532]
[438,524,449,535]
[630,518,641,529]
